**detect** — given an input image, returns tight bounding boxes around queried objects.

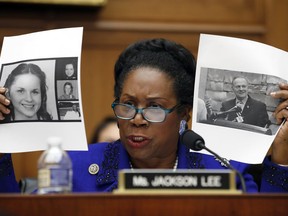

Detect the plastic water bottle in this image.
[37,137,72,194]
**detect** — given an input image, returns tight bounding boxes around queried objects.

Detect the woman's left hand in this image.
[270,83,288,165]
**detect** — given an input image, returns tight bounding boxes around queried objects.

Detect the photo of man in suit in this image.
[217,76,270,128]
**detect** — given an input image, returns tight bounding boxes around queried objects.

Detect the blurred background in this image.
[0,0,287,181]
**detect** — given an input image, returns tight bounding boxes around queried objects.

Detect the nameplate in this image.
[115,169,240,194]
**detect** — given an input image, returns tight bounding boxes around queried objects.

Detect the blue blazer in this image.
[68,140,287,193]
[1,140,287,193]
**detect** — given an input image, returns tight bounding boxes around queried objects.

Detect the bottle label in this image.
[38,169,51,187]
[38,168,71,187]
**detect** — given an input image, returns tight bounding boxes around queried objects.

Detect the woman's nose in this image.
[25,92,33,101]
[130,111,149,127]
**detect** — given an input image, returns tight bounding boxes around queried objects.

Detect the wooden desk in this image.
[0,193,287,216]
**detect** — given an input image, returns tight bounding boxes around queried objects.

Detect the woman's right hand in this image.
[0,87,10,120]
[0,87,10,158]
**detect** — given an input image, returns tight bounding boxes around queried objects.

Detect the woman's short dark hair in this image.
[4,63,52,121]
[113,38,196,107]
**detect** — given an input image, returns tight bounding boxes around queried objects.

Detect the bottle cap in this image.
[47,136,62,145]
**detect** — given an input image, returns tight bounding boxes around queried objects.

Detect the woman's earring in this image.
[179,120,187,135]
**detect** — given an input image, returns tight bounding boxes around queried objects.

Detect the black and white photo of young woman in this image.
[55,58,77,80]
[0,60,58,122]
[57,80,79,101]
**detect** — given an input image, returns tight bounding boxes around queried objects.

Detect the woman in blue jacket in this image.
[0,38,288,193]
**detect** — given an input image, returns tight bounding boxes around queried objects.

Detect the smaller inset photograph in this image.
[55,57,77,80]
[58,101,81,121]
[57,80,79,100]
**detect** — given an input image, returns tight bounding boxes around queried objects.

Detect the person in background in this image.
[1,63,52,122]
[0,38,287,193]
[197,98,207,122]
[90,116,120,143]
[59,82,76,100]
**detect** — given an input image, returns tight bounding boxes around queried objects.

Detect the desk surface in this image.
[0,193,287,216]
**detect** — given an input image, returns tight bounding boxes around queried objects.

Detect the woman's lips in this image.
[127,135,150,148]
[22,103,35,109]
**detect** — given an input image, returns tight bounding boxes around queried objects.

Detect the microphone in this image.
[180,130,247,193]
[215,105,242,118]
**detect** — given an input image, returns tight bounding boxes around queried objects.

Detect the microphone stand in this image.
[197,142,247,193]
[181,130,247,193]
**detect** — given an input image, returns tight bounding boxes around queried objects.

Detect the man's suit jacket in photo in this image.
[220,95,270,127]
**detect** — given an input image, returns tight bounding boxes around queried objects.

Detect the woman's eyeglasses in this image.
[111,102,181,123]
